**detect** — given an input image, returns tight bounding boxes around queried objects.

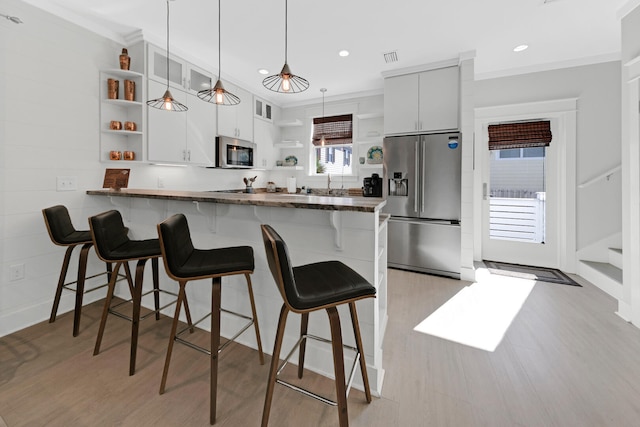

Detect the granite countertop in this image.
[86,188,386,213]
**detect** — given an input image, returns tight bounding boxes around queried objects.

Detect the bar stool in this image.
[89,209,189,376]
[42,205,127,337]
[260,224,376,427]
[157,213,264,425]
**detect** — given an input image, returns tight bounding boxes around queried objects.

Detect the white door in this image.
[475,99,577,272]
[481,125,558,268]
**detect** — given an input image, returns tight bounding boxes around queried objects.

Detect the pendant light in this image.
[198,0,239,105]
[147,0,188,112]
[262,0,309,93]
[320,88,326,146]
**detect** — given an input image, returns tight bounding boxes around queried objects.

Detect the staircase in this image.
[578,248,623,299]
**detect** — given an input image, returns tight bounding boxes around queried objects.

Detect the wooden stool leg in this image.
[123,261,135,298]
[181,287,195,333]
[245,273,264,365]
[297,313,309,379]
[94,262,121,356]
[160,281,187,394]
[152,257,160,321]
[261,304,289,427]
[105,262,113,283]
[327,306,349,427]
[50,246,75,323]
[349,302,372,403]
[72,243,92,337]
[210,277,222,425]
[129,258,148,376]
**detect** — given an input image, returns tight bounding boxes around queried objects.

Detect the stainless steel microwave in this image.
[215,136,255,169]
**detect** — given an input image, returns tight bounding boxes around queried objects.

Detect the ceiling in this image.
[19,0,631,107]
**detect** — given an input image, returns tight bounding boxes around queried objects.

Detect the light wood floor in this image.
[3,269,640,426]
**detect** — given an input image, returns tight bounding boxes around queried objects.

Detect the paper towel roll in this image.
[286,177,296,193]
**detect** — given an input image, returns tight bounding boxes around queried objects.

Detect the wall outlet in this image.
[157,176,165,188]
[56,176,77,191]
[9,264,25,281]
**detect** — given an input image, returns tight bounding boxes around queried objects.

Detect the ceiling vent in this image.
[383,50,398,63]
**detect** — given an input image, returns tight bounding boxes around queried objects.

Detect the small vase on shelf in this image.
[119,48,130,71]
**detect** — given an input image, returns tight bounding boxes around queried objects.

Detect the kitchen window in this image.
[311,114,353,175]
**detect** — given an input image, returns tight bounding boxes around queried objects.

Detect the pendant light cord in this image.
[218,0,222,78]
[284,0,288,64]
[165,0,170,90]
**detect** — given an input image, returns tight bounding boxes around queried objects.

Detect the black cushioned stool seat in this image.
[260,224,376,427]
[89,209,188,376]
[42,205,123,337]
[157,213,264,425]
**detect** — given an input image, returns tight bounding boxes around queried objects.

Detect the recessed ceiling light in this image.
[513,44,529,52]
[338,50,350,57]
[257,68,269,75]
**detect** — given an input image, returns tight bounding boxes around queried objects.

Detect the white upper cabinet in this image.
[147,79,216,165]
[254,97,273,122]
[418,66,459,132]
[384,74,419,135]
[185,91,217,164]
[148,44,213,96]
[384,66,459,135]
[217,81,253,140]
[148,44,185,90]
[187,63,213,95]
[254,118,277,169]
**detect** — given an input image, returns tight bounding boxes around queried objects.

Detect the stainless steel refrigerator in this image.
[383,133,461,278]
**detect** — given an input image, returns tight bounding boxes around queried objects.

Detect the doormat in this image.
[482,260,581,286]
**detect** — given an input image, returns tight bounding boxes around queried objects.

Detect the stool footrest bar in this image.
[174,308,255,356]
[275,333,362,407]
[107,288,179,322]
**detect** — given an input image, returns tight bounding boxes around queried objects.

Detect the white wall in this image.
[475,61,622,250]
[620,4,640,323]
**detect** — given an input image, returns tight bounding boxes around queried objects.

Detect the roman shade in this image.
[488,120,552,150]
[312,114,353,146]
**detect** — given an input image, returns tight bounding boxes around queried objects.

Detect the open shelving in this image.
[99,69,145,163]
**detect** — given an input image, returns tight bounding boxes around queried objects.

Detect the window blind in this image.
[312,114,353,146]
[488,120,552,150]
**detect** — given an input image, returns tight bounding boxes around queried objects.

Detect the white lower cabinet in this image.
[147,79,216,165]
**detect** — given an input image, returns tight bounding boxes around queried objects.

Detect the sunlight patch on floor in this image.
[413,268,536,352]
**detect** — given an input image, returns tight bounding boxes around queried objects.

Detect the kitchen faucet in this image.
[327,174,331,194]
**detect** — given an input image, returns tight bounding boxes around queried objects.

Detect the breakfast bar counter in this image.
[87,188,389,395]
[86,188,386,212]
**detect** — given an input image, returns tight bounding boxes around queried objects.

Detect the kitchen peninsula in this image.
[87,188,389,394]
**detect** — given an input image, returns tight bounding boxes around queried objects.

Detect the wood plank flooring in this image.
[3,269,640,426]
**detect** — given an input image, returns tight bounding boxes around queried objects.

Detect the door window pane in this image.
[498,148,520,159]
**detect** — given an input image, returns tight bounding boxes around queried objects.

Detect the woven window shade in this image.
[312,114,353,146]
[488,120,552,150]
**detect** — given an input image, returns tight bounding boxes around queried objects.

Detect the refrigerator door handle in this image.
[414,141,420,213]
[390,217,459,227]
[421,139,426,213]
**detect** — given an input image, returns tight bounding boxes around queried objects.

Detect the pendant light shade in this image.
[147,0,187,112]
[320,88,326,146]
[262,0,309,93]
[198,0,239,105]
